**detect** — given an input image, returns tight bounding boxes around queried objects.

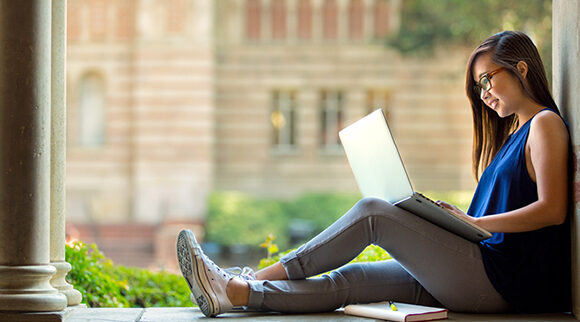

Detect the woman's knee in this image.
[354,197,395,215]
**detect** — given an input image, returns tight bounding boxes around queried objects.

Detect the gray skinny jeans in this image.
[245,197,510,313]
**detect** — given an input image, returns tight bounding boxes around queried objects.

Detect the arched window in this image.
[271,90,296,150]
[322,0,338,40]
[78,73,106,147]
[166,0,188,35]
[67,1,82,42]
[246,0,262,40]
[297,0,312,40]
[115,0,136,40]
[367,89,392,120]
[374,0,390,38]
[90,0,107,40]
[349,0,364,40]
[320,90,343,149]
[271,0,287,40]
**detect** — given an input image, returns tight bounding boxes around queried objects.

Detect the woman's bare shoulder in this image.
[529,109,569,144]
[531,109,568,133]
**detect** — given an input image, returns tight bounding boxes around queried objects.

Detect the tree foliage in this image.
[388,0,552,71]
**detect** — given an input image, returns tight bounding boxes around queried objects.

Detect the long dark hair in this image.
[465,31,560,180]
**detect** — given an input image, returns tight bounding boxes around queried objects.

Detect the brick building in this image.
[65,0,475,268]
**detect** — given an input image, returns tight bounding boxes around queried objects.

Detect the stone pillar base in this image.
[0,265,67,312]
[50,261,82,306]
[0,304,81,322]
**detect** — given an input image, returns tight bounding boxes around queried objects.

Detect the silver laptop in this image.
[339,108,491,242]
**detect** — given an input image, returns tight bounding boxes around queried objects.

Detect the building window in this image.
[322,0,338,40]
[367,89,392,120]
[166,0,188,35]
[271,91,296,150]
[349,0,364,40]
[320,90,343,149]
[297,0,312,40]
[78,73,106,147]
[246,0,261,40]
[67,1,82,42]
[271,0,287,40]
[90,0,108,40]
[374,0,391,38]
[115,0,136,40]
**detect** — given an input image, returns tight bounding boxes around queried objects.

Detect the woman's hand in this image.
[436,201,477,225]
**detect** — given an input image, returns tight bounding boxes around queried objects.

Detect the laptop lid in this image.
[339,108,414,204]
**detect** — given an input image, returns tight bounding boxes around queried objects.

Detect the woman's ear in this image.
[516,61,528,79]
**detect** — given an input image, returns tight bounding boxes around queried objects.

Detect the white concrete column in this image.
[553,1,580,319]
[49,0,82,306]
[0,0,67,311]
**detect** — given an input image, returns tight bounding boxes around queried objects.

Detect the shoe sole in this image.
[176,229,220,317]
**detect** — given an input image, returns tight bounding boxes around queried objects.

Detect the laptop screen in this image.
[339,109,414,204]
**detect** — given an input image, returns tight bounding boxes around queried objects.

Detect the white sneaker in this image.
[176,229,234,317]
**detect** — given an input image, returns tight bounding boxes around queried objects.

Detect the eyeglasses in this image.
[473,67,506,96]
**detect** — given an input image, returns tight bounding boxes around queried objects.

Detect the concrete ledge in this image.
[0,305,80,322]
[62,307,578,321]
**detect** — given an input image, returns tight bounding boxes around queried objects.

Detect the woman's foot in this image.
[176,229,246,317]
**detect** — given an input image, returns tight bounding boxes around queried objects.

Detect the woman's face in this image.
[472,52,526,118]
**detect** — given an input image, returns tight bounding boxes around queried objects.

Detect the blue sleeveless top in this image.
[467,109,571,313]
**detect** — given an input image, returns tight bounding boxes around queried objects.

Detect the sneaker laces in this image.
[199,253,256,281]
[224,266,256,281]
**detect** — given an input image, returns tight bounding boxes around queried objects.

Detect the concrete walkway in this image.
[62,307,576,322]
[3,306,576,321]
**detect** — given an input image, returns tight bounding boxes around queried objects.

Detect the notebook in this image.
[344,301,448,322]
[338,108,491,242]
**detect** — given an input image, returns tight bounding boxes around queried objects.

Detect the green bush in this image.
[283,193,360,234]
[66,241,191,308]
[205,191,289,246]
[258,243,392,272]
[206,190,473,250]
[205,191,360,249]
[112,266,191,308]
[423,190,473,212]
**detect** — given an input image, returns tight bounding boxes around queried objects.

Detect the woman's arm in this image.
[439,111,570,233]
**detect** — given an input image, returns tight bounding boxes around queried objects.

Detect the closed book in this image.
[344,301,448,321]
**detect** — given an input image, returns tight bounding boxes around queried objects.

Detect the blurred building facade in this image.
[65,0,475,269]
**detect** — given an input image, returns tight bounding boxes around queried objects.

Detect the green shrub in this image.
[283,192,360,234]
[205,191,360,249]
[351,244,392,263]
[65,242,130,307]
[423,190,473,212]
[66,241,191,308]
[205,191,289,246]
[258,240,391,272]
[112,266,191,308]
[206,190,473,250]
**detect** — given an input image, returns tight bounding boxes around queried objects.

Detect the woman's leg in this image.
[254,261,287,281]
[245,259,440,313]
[244,197,509,313]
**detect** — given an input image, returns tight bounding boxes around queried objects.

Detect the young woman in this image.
[176,31,571,317]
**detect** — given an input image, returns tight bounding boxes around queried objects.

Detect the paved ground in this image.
[3,306,576,321]
[66,307,577,321]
